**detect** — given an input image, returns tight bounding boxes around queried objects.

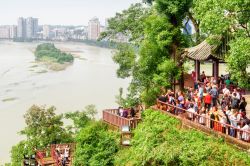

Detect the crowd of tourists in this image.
[158,72,249,141]
[55,145,70,166]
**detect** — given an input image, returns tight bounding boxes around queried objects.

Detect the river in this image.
[0,41,129,164]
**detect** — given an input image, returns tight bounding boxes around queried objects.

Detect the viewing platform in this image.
[32,143,75,166]
[102,109,141,130]
[156,100,250,150]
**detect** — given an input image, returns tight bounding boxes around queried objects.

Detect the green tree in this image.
[102,1,192,106]
[194,0,250,89]
[73,122,119,166]
[11,105,73,165]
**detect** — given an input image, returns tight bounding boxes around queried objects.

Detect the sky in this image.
[0,0,141,26]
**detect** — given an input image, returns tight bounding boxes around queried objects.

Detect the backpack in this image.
[231,98,239,109]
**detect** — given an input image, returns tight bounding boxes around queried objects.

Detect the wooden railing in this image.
[36,150,46,166]
[103,109,141,130]
[157,100,250,143]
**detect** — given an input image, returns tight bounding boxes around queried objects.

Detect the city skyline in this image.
[0,0,141,26]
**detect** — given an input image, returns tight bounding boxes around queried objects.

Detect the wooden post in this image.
[195,60,200,81]
[213,60,219,80]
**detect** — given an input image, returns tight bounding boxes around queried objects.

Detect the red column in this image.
[213,60,219,80]
[195,60,200,81]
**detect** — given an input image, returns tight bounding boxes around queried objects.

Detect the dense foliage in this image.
[73,122,119,166]
[115,110,250,165]
[35,43,74,64]
[194,0,250,89]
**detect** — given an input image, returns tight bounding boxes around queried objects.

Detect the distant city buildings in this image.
[0,26,10,39]
[10,25,17,39]
[17,17,39,39]
[88,17,101,40]
[0,16,125,42]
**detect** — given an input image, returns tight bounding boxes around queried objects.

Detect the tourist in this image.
[123,109,128,118]
[219,111,227,134]
[187,103,196,121]
[168,93,176,106]
[158,93,167,103]
[205,82,211,93]
[239,97,247,113]
[225,77,231,86]
[177,91,185,107]
[221,94,231,111]
[233,88,241,100]
[229,109,238,137]
[204,93,212,113]
[231,93,240,109]
[198,84,204,104]
[199,108,206,125]
[130,107,136,118]
[119,107,124,117]
[222,86,230,96]
[241,121,250,141]
[210,85,219,107]
[201,71,206,82]
[64,145,70,161]
[176,100,184,115]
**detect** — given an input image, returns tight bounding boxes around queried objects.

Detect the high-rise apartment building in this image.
[10,25,17,39]
[26,17,38,39]
[88,17,100,40]
[0,26,10,39]
[43,25,51,39]
[17,17,38,39]
[17,17,26,38]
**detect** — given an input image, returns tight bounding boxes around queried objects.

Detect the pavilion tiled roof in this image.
[183,38,224,61]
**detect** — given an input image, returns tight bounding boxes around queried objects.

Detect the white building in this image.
[17,17,39,39]
[26,17,38,39]
[43,25,51,39]
[10,25,17,39]
[88,17,100,40]
[17,17,26,38]
[0,26,10,39]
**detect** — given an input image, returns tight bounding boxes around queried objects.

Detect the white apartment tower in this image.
[88,17,100,40]
[17,17,26,38]
[10,25,17,39]
[26,17,38,39]
[17,17,38,39]
[43,25,51,39]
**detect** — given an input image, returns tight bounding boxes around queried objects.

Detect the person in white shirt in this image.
[187,103,196,121]
[222,86,230,96]
[199,108,206,125]
[241,122,250,141]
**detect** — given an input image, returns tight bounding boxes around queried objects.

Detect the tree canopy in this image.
[194,0,250,89]
[11,105,73,165]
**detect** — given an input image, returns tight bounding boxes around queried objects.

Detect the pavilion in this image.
[183,36,228,82]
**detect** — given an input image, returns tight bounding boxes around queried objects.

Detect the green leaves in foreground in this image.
[73,122,119,166]
[115,109,250,166]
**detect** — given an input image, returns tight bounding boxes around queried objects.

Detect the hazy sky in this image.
[0,0,141,26]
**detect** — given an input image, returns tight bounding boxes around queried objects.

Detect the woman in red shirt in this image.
[204,93,212,113]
